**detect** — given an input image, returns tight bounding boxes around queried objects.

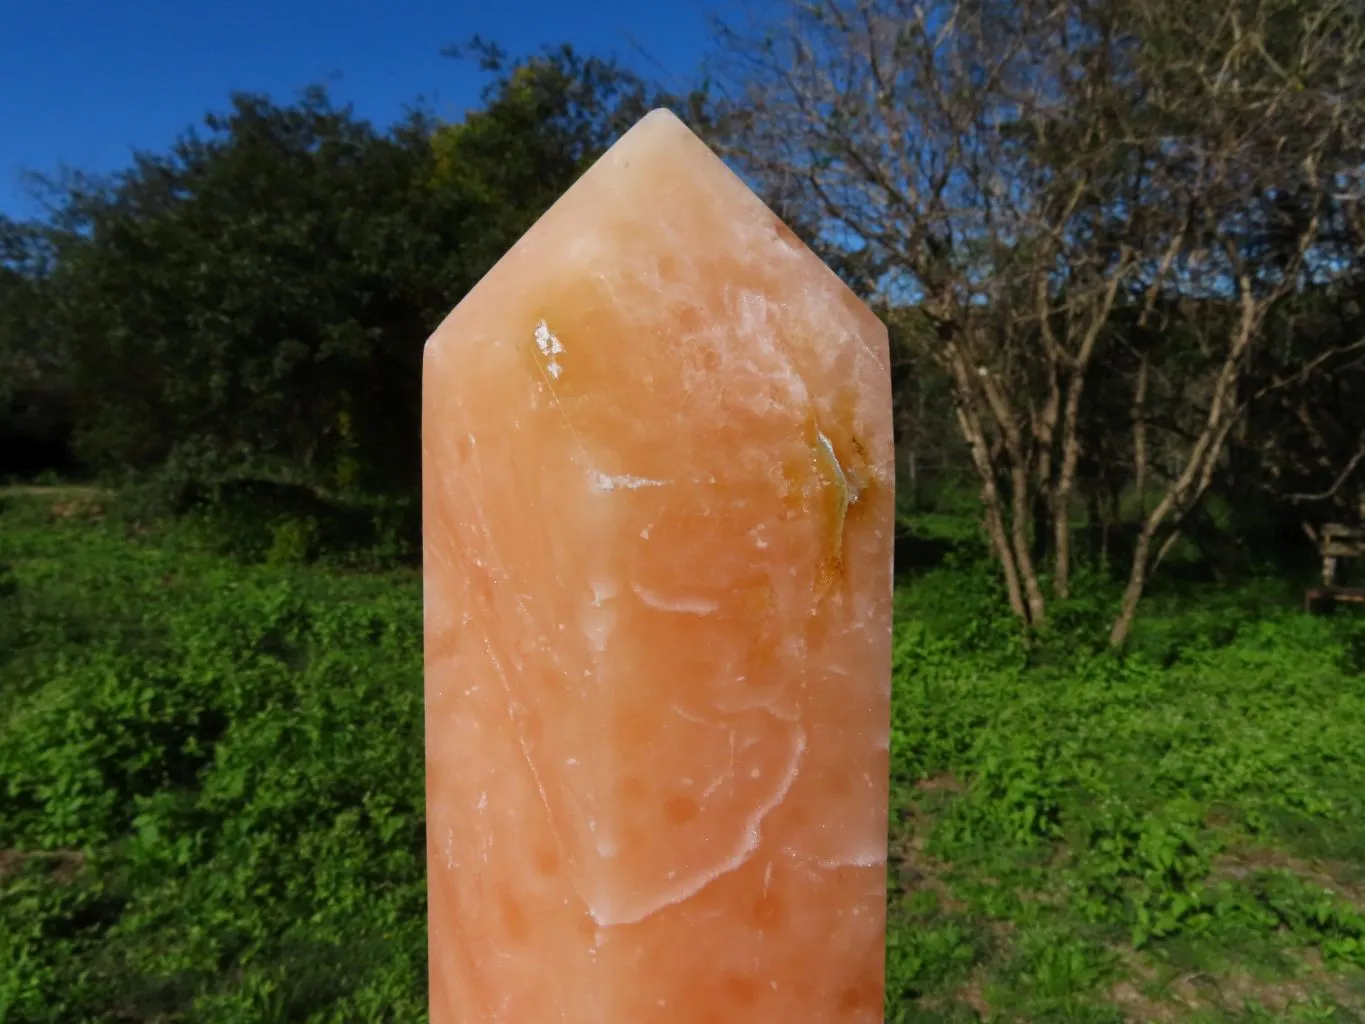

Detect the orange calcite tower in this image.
[422,109,893,1023]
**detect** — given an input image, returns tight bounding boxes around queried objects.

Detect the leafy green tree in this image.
[38,90,443,493]
[429,40,660,271]
[24,44,682,505]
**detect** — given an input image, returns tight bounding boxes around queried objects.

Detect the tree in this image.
[34,90,443,491]
[713,0,1365,644]
[1233,281,1365,537]
[432,41,654,241]
[0,215,74,476]
[25,44,676,501]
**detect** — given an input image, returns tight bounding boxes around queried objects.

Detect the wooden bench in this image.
[1305,523,1365,612]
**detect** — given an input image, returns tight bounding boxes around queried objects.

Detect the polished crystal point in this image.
[423,108,894,1023]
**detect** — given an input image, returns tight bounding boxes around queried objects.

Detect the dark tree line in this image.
[0,44,676,501]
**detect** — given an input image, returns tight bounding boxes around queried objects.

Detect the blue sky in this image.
[0,0,717,220]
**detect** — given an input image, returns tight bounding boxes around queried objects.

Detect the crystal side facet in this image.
[422,108,894,1023]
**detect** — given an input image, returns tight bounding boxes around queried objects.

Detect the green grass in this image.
[0,495,426,1022]
[3,492,1365,1021]
[886,543,1365,1021]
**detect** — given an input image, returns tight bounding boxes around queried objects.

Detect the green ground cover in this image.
[2,492,1363,1022]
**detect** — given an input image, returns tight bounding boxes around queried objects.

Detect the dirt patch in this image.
[1292,949,1365,1011]
[0,485,107,498]
[0,485,108,522]
[1105,946,1203,1022]
[0,848,86,884]
[917,773,968,795]
[891,774,970,908]
[954,964,993,1019]
[1174,959,1364,1017]
[1208,967,1315,1015]
[1104,939,1365,1021]
[889,828,968,912]
[1213,846,1365,911]
[1108,978,1182,1023]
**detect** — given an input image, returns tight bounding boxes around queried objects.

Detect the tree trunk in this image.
[1087,490,1104,565]
[984,490,1029,623]
[947,340,1046,628]
[1010,460,1048,624]
[1109,535,1151,648]
[1133,354,1150,519]
[1111,525,1182,648]
[954,402,1034,625]
[1110,377,1242,649]
[1053,424,1080,599]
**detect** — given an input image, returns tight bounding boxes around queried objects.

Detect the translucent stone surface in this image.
[422,108,893,1023]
